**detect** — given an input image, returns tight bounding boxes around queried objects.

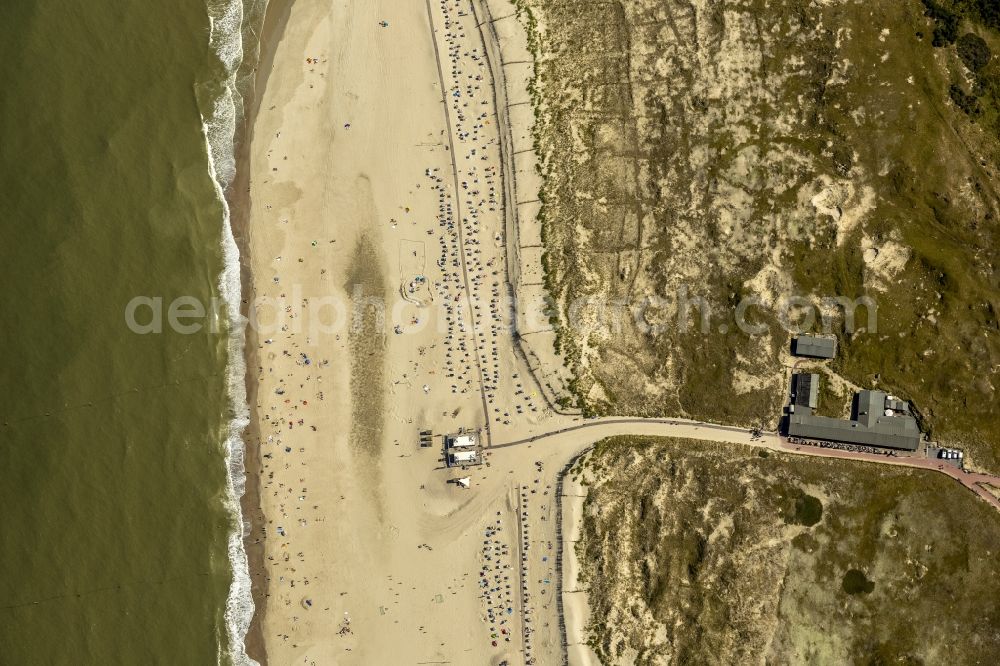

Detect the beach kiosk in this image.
[447,433,477,449]
[448,449,478,466]
[445,429,482,467]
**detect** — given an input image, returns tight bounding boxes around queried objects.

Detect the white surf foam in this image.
[202,0,264,664]
[204,134,256,666]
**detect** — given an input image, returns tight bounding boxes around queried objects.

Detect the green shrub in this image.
[957,32,991,71]
[950,83,982,115]
[977,0,1000,30]
[921,0,960,46]
[841,569,875,595]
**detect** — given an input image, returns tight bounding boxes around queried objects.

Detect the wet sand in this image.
[227,0,294,662]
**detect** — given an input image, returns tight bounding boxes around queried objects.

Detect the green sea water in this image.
[0,0,261,663]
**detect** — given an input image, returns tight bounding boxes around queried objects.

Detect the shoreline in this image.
[225,0,294,662]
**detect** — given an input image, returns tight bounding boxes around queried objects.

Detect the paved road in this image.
[491,416,1000,511]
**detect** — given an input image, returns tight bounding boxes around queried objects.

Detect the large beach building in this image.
[788,388,921,451]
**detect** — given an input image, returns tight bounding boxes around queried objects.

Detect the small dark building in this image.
[792,335,836,359]
[885,397,910,414]
[792,373,819,410]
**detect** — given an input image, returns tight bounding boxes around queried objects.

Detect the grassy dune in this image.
[518,0,1000,470]
[573,436,1000,664]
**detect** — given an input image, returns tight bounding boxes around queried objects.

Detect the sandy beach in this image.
[561,471,600,666]
[243,0,575,662]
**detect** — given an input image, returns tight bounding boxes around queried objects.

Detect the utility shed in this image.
[792,335,837,359]
[787,389,920,451]
[885,397,910,413]
[792,373,819,410]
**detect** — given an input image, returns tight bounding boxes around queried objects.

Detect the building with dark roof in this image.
[885,397,910,413]
[791,335,837,359]
[787,388,920,451]
[792,373,819,410]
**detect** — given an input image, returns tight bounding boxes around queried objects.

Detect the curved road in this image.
[491,416,1000,511]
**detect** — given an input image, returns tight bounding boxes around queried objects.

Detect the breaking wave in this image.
[201,0,268,663]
